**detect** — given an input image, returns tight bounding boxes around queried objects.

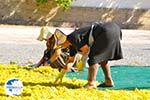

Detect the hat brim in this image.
[37,27,53,41]
[54,29,67,45]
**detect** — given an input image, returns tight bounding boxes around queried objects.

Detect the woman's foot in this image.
[83,83,97,89]
[97,81,114,87]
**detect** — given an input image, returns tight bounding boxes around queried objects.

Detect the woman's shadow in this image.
[23,81,81,89]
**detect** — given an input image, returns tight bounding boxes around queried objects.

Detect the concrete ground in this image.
[0,25,150,66]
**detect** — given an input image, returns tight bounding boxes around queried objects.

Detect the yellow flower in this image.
[0,64,149,100]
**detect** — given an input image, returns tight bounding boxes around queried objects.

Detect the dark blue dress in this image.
[67,22,123,66]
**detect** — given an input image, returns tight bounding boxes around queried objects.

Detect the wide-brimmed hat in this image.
[37,27,53,41]
[53,29,67,45]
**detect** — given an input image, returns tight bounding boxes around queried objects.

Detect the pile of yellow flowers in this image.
[0,64,150,100]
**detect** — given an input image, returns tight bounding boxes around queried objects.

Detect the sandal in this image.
[83,83,97,89]
[97,82,114,87]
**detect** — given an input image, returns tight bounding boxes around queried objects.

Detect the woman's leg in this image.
[84,63,99,88]
[99,61,114,86]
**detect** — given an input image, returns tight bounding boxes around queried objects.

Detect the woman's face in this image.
[59,40,71,49]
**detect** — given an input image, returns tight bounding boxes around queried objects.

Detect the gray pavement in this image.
[0,25,150,66]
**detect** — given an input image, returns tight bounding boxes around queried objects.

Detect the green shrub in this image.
[36,0,73,9]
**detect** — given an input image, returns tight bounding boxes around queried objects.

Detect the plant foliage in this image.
[36,0,73,9]
[0,64,150,99]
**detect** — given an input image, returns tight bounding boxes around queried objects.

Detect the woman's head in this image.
[58,39,71,49]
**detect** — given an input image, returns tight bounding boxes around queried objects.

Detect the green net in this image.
[67,65,150,90]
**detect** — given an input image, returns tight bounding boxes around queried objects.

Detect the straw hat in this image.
[53,29,67,45]
[37,27,53,41]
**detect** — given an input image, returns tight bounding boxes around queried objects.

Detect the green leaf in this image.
[36,0,74,9]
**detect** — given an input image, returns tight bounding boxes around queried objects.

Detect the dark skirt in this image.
[88,22,123,66]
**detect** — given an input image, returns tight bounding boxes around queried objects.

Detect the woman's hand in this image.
[64,56,75,71]
[64,63,73,71]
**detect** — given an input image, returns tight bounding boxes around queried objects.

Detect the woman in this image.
[59,21,123,88]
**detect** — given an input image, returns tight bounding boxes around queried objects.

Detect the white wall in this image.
[72,0,150,9]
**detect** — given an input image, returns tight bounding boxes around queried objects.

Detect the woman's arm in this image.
[79,44,89,55]
[64,44,89,71]
[64,56,76,71]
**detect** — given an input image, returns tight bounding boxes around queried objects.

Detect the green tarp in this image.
[67,65,150,90]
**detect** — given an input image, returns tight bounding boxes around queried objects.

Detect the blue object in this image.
[67,65,150,90]
[7,79,18,85]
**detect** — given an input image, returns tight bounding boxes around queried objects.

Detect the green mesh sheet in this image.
[67,65,150,90]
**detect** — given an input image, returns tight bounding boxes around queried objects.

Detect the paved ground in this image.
[0,25,150,66]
